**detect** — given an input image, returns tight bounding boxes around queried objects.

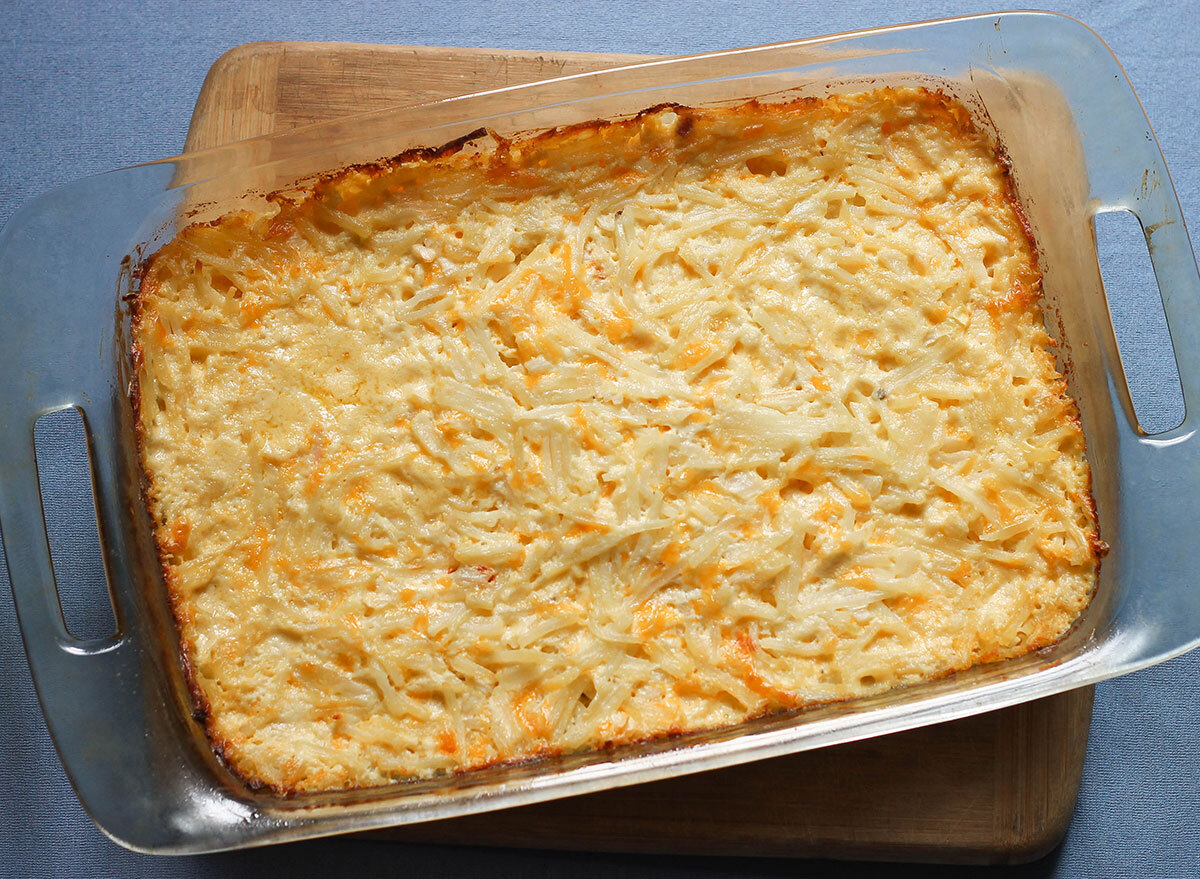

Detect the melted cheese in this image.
[135,88,1100,793]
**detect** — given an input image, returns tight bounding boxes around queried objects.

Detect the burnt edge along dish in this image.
[0,11,1198,854]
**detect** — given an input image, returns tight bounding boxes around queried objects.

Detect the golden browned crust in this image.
[132,88,1101,796]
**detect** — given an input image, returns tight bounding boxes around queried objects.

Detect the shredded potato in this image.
[134,88,1100,793]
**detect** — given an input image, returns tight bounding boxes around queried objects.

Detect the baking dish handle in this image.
[1074,22,1200,670]
[1095,184,1200,440]
[1109,194,1200,664]
[0,174,262,852]
[0,420,149,827]
[1137,211,1200,428]
[1078,20,1200,438]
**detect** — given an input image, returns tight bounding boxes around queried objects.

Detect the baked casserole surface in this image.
[133,88,1101,793]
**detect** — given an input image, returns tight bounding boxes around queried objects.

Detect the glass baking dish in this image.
[2,11,1198,854]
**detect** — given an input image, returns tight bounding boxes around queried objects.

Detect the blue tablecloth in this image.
[3,2,1198,876]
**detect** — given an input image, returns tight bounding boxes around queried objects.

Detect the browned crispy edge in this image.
[130,88,1104,797]
[992,154,1108,568]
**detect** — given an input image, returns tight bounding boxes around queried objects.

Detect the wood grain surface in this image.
[185,41,652,151]
[185,40,1095,864]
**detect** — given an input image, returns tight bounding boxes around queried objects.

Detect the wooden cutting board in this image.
[186,41,1094,864]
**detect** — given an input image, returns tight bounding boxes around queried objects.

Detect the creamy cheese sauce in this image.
[135,89,1099,792]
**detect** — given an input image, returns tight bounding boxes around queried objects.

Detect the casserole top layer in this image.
[134,87,1100,793]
